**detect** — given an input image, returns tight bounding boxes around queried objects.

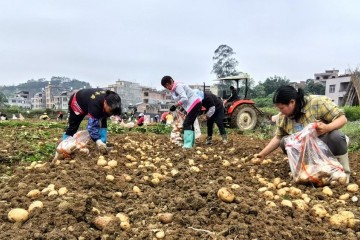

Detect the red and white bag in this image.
[56,130,91,159]
[284,122,346,186]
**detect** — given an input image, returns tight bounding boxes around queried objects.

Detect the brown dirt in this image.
[1,126,360,240]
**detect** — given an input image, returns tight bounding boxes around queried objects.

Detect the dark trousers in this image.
[183,102,202,131]
[65,95,84,136]
[207,107,226,136]
[280,130,348,156]
[65,95,107,136]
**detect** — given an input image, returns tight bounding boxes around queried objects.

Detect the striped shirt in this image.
[275,95,344,137]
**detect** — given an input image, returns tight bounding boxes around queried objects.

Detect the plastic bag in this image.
[170,108,202,145]
[56,130,91,159]
[284,122,346,186]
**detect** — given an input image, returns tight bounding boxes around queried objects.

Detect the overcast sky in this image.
[0,0,359,89]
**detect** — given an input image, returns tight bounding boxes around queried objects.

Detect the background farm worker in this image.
[63,88,121,154]
[0,112,8,120]
[201,91,227,144]
[161,75,202,148]
[161,112,168,124]
[39,112,50,120]
[154,114,159,123]
[166,112,174,125]
[223,86,240,107]
[256,85,350,183]
[57,111,64,121]
[137,113,145,126]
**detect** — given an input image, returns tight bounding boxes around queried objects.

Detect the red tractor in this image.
[213,74,264,131]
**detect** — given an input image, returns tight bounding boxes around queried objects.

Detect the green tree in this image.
[0,91,7,106]
[304,79,325,95]
[212,45,240,78]
[249,84,266,98]
[262,75,290,96]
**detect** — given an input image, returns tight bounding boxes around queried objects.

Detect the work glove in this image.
[96,139,107,154]
[169,105,177,112]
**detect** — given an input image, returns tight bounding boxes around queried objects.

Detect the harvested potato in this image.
[217,187,235,203]
[292,199,308,211]
[258,187,268,192]
[190,166,200,172]
[27,189,41,199]
[28,201,44,212]
[266,201,277,208]
[106,175,114,181]
[322,186,333,196]
[311,204,327,218]
[222,160,231,167]
[329,214,348,227]
[48,190,58,197]
[158,213,174,224]
[107,160,118,167]
[347,184,359,193]
[94,215,117,230]
[120,221,131,230]
[263,191,274,200]
[289,187,302,197]
[97,159,107,166]
[281,200,293,208]
[339,193,350,200]
[116,213,129,222]
[156,230,165,239]
[133,186,141,194]
[8,208,29,222]
[58,187,68,196]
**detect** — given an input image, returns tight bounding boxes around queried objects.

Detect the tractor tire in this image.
[230,104,258,131]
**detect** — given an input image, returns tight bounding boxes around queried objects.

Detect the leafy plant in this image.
[19,143,56,162]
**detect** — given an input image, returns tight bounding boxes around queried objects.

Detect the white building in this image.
[138,87,174,114]
[316,69,351,106]
[31,91,46,109]
[314,69,339,85]
[53,91,74,110]
[7,91,32,109]
[107,80,142,112]
[325,75,351,106]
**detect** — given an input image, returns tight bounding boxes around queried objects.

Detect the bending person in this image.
[161,76,202,148]
[256,85,350,183]
[63,88,121,154]
[202,91,227,144]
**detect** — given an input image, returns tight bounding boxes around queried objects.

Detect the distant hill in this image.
[0,76,92,97]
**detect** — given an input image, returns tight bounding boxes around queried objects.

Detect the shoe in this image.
[205,136,212,145]
[221,135,227,144]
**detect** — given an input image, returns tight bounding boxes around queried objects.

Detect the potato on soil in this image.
[8,208,29,222]
[94,215,118,230]
[217,187,235,203]
[158,213,174,224]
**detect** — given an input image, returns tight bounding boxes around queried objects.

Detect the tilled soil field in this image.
[1,124,360,240]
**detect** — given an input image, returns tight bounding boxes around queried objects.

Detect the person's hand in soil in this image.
[254,153,264,160]
[96,140,108,154]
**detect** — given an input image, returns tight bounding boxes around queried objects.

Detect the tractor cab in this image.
[215,73,250,101]
[213,74,263,131]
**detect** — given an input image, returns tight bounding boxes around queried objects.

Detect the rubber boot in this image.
[62,133,70,140]
[337,153,350,184]
[205,136,212,145]
[221,134,227,144]
[183,130,194,149]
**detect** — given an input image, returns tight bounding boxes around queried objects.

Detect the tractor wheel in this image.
[230,104,258,131]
